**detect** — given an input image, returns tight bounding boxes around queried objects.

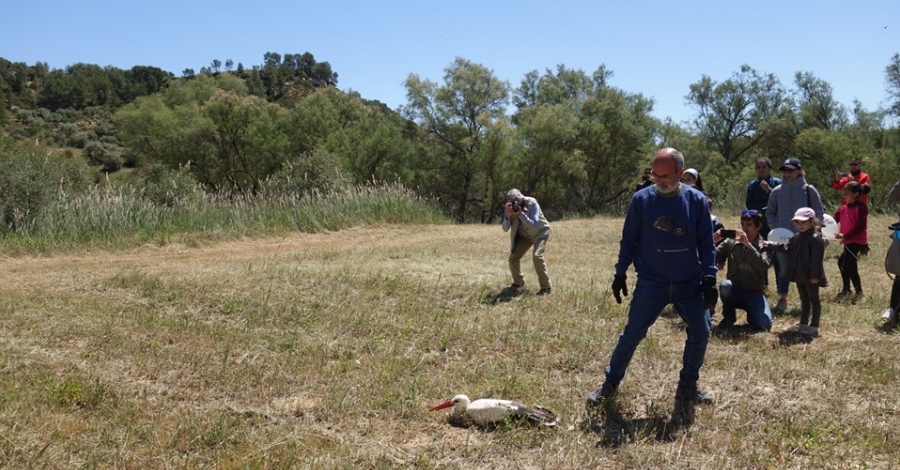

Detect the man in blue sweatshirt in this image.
[586,148,718,423]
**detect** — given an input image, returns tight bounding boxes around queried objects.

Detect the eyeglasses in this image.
[741,209,759,217]
[650,170,678,181]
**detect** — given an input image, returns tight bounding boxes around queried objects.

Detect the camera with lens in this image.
[511,201,522,212]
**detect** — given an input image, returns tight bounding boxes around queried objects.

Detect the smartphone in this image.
[721,229,737,239]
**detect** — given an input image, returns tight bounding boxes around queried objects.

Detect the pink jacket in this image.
[833,200,869,245]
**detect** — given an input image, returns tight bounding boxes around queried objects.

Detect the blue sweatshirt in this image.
[616,185,717,282]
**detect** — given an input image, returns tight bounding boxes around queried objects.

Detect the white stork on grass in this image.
[429,394,557,428]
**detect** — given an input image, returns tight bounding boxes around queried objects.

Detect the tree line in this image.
[3,51,900,224]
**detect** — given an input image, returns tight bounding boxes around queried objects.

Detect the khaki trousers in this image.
[508,235,551,289]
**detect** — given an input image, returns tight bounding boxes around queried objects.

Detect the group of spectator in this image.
[499,149,883,425]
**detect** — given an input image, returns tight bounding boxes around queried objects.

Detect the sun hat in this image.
[683,168,699,179]
[792,207,816,222]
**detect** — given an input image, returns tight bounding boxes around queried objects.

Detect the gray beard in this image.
[656,182,681,195]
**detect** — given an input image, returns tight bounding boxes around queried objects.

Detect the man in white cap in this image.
[501,189,552,295]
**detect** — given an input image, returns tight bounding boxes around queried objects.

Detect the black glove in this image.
[698,276,718,311]
[612,274,628,304]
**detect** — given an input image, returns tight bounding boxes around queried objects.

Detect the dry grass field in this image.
[2,215,899,468]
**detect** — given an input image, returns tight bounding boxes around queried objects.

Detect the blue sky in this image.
[3,0,898,124]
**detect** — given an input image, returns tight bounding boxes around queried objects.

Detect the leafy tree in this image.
[402,57,511,221]
[194,91,289,192]
[686,65,790,165]
[887,52,900,117]
[793,72,847,131]
[286,88,417,185]
[512,65,656,214]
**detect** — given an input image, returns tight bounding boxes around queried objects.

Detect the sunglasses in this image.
[850,163,860,166]
[741,209,759,217]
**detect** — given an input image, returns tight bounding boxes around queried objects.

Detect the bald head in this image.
[653,148,685,171]
[651,148,685,195]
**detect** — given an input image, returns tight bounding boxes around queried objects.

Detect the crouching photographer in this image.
[501,189,552,295]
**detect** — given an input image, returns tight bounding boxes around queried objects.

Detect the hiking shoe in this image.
[882,308,895,320]
[675,384,715,406]
[586,382,617,409]
[713,321,734,333]
[803,325,819,336]
[835,290,851,300]
[537,288,552,296]
[507,283,525,292]
[774,298,788,312]
[787,322,806,333]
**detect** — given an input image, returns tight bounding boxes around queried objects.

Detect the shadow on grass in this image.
[876,320,899,335]
[712,323,768,341]
[776,329,815,346]
[482,285,529,304]
[580,400,693,447]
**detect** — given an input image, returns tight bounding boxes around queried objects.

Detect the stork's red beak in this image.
[429,401,453,412]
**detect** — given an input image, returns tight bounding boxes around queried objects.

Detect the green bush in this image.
[0,141,93,232]
[139,163,205,207]
[84,141,122,172]
[261,148,348,198]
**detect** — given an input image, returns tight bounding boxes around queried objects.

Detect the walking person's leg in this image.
[508,237,533,288]
[797,283,811,325]
[837,249,851,295]
[845,244,863,295]
[775,252,791,309]
[531,235,551,292]
[742,290,773,331]
[808,284,822,329]
[603,279,669,388]
[672,279,712,387]
[717,280,738,327]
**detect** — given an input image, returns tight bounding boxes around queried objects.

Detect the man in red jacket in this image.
[832,158,872,205]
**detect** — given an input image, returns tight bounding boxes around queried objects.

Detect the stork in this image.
[429,394,557,428]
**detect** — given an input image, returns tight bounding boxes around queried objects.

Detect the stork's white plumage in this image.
[429,394,557,428]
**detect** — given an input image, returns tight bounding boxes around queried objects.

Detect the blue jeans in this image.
[775,252,791,297]
[719,280,773,330]
[605,277,711,387]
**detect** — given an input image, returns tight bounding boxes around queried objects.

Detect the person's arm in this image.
[841,204,869,240]
[809,236,826,281]
[832,175,848,190]
[695,196,718,279]
[742,238,772,270]
[715,240,730,269]
[745,181,755,210]
[517,200,542,229]
[860,173,872,187]
[615,197,641,276]
[501,207,512,232]
[766,188,778,228]
[809,187,825,219]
